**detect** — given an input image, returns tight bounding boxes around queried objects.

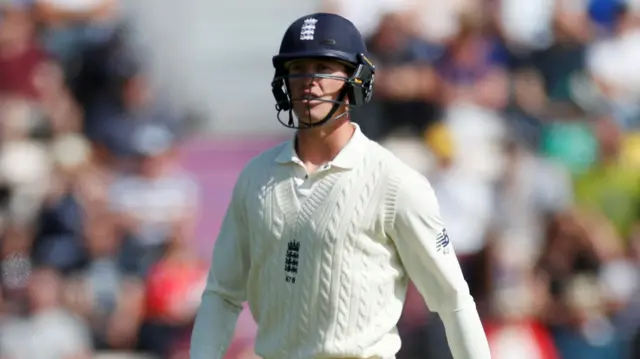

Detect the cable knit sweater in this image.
[190,124,491,359]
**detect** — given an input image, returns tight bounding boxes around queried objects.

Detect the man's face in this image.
[286,58,350,126]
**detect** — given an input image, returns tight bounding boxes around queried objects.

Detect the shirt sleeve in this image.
[190,173,250,359]
[386,171,492,359]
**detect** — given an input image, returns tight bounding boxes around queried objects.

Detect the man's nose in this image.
[292,74,318,88]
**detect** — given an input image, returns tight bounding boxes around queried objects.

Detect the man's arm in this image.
[386,171,491,359]
[190,175,250,359]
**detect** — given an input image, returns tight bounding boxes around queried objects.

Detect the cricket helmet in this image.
[271,13,375,129]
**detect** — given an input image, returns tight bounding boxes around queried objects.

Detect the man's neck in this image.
[295,118,355,170]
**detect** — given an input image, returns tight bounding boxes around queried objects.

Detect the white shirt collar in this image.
[274,123,369,169]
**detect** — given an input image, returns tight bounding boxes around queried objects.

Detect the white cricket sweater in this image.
[191,124,491,359]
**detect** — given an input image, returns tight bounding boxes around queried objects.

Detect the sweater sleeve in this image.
[385,171,491,359]
[190,171,251,359]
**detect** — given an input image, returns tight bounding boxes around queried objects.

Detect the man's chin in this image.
[294,110,331,126]
[297,118,324,128]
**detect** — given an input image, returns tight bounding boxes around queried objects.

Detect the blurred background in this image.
[0,0,639,358]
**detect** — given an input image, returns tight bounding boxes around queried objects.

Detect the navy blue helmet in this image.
[272,13,375,129]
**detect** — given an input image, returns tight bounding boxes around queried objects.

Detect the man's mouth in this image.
[298,95,322,104]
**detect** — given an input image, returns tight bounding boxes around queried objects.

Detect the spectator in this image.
[586,1,640,129]
[31,133,102,274]
[87,52,184,171]
[32,0,120,72]
[428,5,510,285]
[573,117,640,244]
[492,138,573,270]
[0,224,34,307]
[109,123,199,275]
[503,68,549,150]
[550,274,626,359]
[359,11,442,141]
[63,211,144,351]
[32,59,83,134]
[0,267,93,359]
[0,98,53,228]
[0,3,49,99]
[484,271,560,359]
[138,213,207,358]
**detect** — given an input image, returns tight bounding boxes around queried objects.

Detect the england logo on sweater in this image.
[285,239,300,283]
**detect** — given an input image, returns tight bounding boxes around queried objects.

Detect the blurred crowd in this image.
[2,0,640,359]
[326,0,640,358]
[0,0,205,359]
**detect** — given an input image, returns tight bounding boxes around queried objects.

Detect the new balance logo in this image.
[435,229,451,254]
[300,18,318,40]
